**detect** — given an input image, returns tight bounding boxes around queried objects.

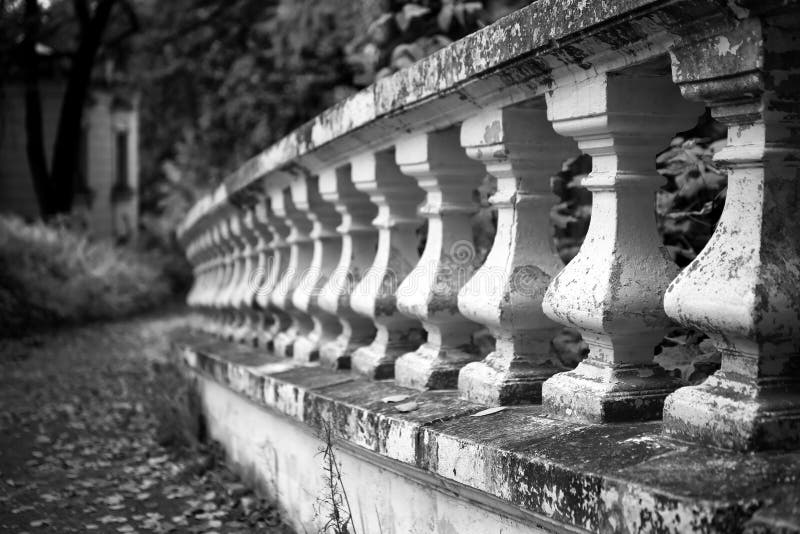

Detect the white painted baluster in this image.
[541,72,702,422]
[182,230,200,308]
[394,128,485,390]
[221,212,247,340]
[257,186,293,349]
[457,103,576,405]
[272,181,315,358]
[292,173,342,362]
[350,150,426,379]
[198,230,217,312]
[318,162,378,369]
[662,20,800,450]
[195,229,213,312]
[209,217,234,336]
[246,201,273,346]
[231,206,261,344]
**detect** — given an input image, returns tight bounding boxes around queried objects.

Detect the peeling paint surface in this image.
[175,333,800,533]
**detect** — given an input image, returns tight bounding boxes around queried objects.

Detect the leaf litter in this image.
[0,313,294,533]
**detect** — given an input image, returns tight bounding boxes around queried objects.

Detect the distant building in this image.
[0,80,139,241]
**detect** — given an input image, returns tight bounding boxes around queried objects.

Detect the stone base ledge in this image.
[172,330,800,534]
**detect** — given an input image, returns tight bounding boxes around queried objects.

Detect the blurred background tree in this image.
[133,0,532,233]
[1,0,138,218]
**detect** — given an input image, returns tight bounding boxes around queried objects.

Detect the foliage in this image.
[345,0,488,86]
[135,0,533,222]
[135,0,365,214]
[0,214,175,337]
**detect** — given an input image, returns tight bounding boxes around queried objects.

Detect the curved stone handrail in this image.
[177,0,800,456]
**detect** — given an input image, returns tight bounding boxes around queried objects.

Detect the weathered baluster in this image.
[662,18,800,450]
[317,162,378,369]
[231,207,261,344]
[394,128,485,390]
[197,230,216,312]
[220,212,248,340]
[541,72,702,422]
[457,104,576,405]
[182,230,200,308]
[209,218,233,336]
[272,181,315,357]
[245,200,273,346]
[257,186,293,349]
[292,173,342,362]
[194,229,211,312]
[350,150,426,379]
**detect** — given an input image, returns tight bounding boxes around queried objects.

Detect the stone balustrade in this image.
[173,0,800,480]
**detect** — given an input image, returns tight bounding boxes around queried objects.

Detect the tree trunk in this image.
[49,0,117,214]
[22,0,54,216]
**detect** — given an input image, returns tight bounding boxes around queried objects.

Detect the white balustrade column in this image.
[394,128,485,390]
[457,103,576,406]
[350,150,426,379]
[272,181,315,358]
[317,162,378,369]
[198,230,217,311]
[184,231,201,308]
[257,187,293,349]
[209,217,234,335]
[197,228,218,312]
[220,213,248,340]
[541,72,703,422]
[663,18,800,451]
[292,173,343,362]
[246,201,274,347]
[231,206,261,345]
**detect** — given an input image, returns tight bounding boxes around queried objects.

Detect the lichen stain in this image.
[715,35,743,56]
[483,119,504,145]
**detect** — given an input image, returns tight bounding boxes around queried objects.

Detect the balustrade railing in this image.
[175,0,800,452]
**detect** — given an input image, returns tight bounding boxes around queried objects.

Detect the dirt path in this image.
[0,312,293,534]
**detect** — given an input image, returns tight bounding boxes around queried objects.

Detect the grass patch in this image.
[0,214,178,337]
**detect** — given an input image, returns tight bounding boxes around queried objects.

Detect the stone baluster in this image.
[318,160,379,369]
[291,172,343,362]
[220,212,248,340]
[350,150,426,379]
[457,103,576,405]
[230,206,261,344]
[540,71,703,422]
[208,218,233,335]
[197,230,217,311]
[662,17,800,450]
[183,230,200,307]
[193,229,211,310]
[257,186,293,349]
[244,200,273,346]
[272,180,315,357]
[394,128,486,390]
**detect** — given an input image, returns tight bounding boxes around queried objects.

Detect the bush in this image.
[0,214,175,337]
